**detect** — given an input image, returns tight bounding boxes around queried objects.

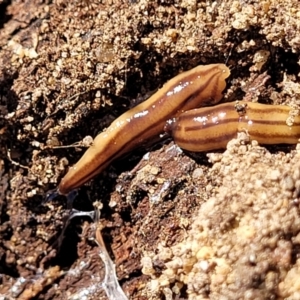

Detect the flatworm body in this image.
[58,64,230,195]
[165,101,300,152]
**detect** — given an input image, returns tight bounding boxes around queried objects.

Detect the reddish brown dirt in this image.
[0,0,300,299]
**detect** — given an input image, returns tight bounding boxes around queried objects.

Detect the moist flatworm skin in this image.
[58,64,230,195]
[166,101,300,152]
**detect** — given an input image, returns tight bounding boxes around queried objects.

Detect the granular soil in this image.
[0,0,300,299]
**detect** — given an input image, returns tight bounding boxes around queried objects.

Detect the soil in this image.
[0,0,300,299]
